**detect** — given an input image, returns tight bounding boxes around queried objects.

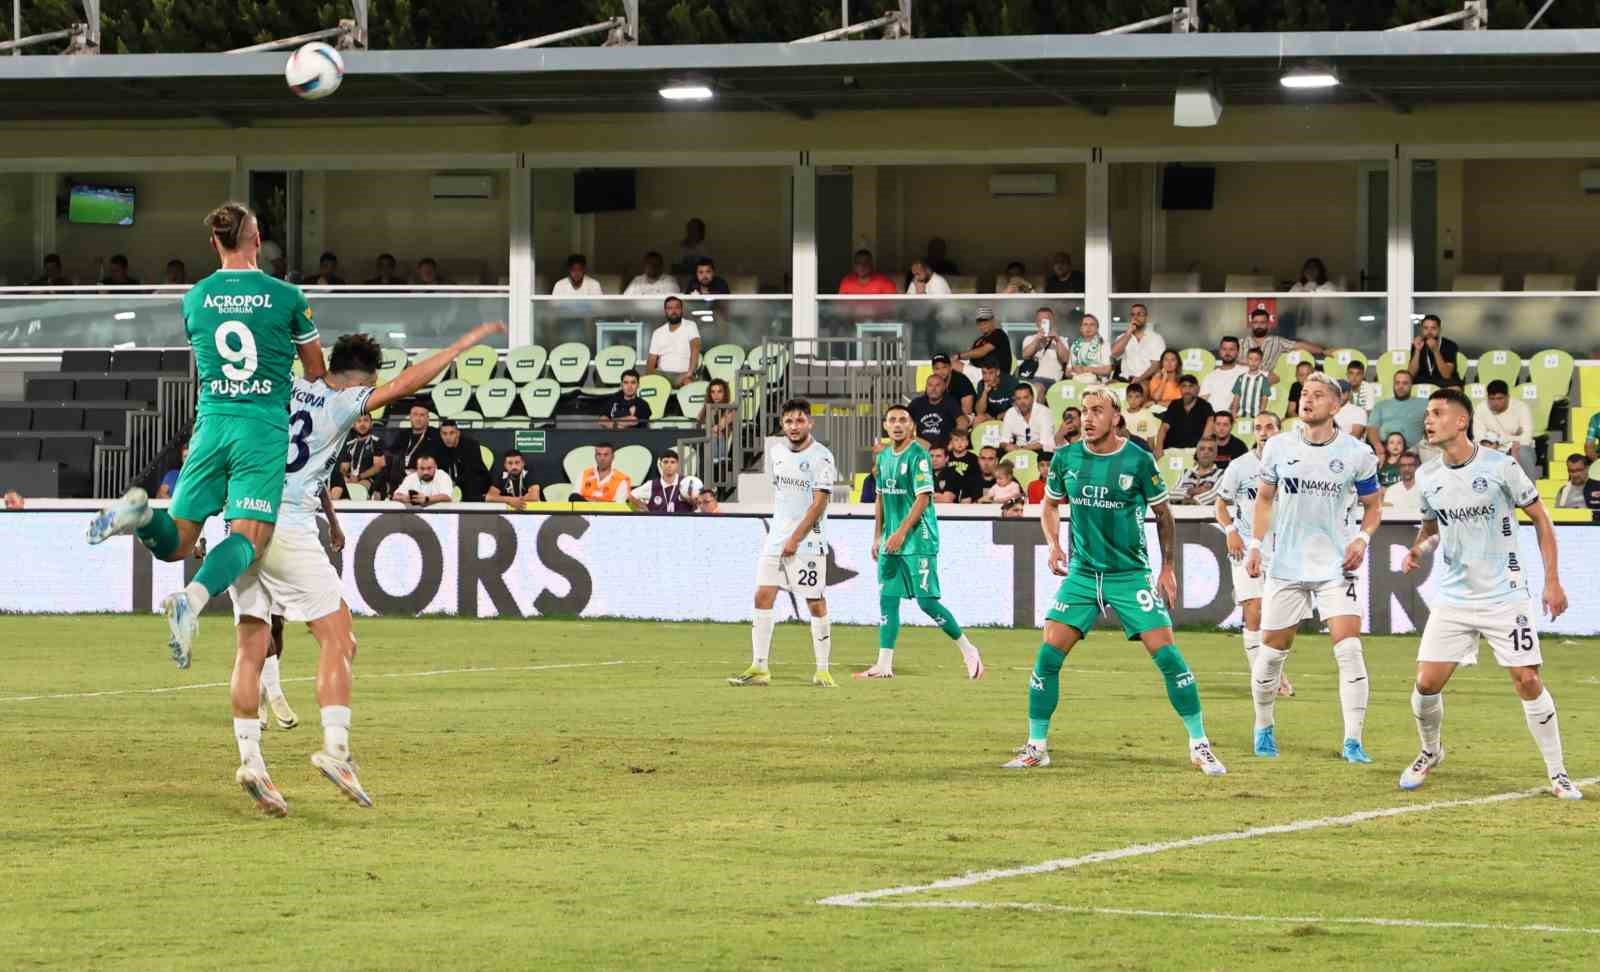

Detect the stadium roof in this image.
[2,29,1600,123]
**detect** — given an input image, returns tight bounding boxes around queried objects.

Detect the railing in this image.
[1107,293,1390,358]
[529,294,792,352]
[91,373,196,498]
[1412,292,1600,358]
[816,294,1086,360]
[758,334,907,487]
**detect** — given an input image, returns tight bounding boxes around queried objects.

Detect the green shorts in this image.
[1045,568,1172,641]
[169,413,288,526]
[877,552,941,599]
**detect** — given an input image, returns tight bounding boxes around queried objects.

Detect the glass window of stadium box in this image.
[815,161,1087,359]
[1412,157,1600,359]
[530,166,794,355]
[1108,159,1389,359]
[0,172,36,287]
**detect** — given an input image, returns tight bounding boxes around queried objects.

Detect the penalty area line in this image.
[0,659,628,704]
[819,775,1600,909]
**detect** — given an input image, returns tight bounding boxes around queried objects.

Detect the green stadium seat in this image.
[1262,381,1291,419]
[746,342,790,385]
[851,472,869,502]
[409,349,445,388]
[703,344,746,386]
[1529,349,1575,407]
[1001,449,1041,488]
[430,378,473,419]
[635,374,672,421]
[1474,349,1521,389]
[1455,350,1470,383]
[452,344,498,386]
[1178,347,1215,381]
[547,342,592,387]
[1325,347,1368,374]
[479,444,495,470]
[378,346,407,384]
[1375,348,1411,387]
[913,363,934,392]
[1158,449,1194,491]
[475,378,518,419]
[1046,379,1086,416]
[505,344,548,384]
[1465,382,1487,406]
[562,446,595,487]
[593,345,638,387]
[518,377,562,420]
[344,482,369,501]
[1518,383,1553,437]
[971,419,1004,451]
[543,482,574,503]
[614,444,653,485]
[675,380,709,421]
[454,409,483,427]
[1579,364,1600,408]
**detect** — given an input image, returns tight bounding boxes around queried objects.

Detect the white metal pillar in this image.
[509,159,533,348]
[1387,150,1414,350]
[791,156,818,346]
[1084,150,1112,335]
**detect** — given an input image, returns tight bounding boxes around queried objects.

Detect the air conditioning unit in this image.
[430,175,495,200]
[988,172,1057,197]
[1581,168,1600,195]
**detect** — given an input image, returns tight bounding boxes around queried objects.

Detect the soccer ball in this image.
[285,42,344,101]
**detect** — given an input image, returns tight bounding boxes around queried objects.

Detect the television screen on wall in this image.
[68,184,136,226]
[574,169,636,214]
[1160,165,1215,211]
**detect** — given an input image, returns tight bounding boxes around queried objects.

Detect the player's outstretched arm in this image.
[367,321,507,413]
[1525,499,1568,619]
[1215,496,1245,561]
[298,337,327,382]
[1151,499,1178,605]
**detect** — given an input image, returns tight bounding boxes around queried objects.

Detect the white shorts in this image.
[1261,575,1359,630]
[1231,557,1265,604]
[1418,599,1542,668]
[755,551,825,600]
[231,522,343,624]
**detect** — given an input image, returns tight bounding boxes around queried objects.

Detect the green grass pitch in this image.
[3,615,1597,970]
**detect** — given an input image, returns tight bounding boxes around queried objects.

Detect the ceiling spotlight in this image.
[1280,68,1340,90]
[659,84,714,101]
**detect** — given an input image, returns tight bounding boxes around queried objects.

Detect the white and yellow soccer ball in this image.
[285,41,345,101]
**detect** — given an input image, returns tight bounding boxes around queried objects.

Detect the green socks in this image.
[915,596,963,640]
[134,508,180,560]
[877,594,902,651]
[193,531,256,598]
[1152,644,1207,741]
[1027,644,1066,741]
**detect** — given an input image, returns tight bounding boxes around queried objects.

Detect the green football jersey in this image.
[182,269,317,422]
[1043,439,1168,574]
[876,440,939,557]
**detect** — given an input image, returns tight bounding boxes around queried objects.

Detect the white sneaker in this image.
[1002,743,1050,768]
[311,750,374,808]
[853,666,894,680]
[236,762,289,817]
[1551,772,1584,801]
[1190,740,1227,776]
[268,693,298,730]
[160,591,199,670]
[86,487,149,545]
[1398,748,1444,790]
[964,649,985,680]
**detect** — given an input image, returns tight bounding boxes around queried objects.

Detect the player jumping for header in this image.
[1003,385,1225,776]
[1245,371,1382,764]
[1398,388,1580,799]
[856,405,984,680]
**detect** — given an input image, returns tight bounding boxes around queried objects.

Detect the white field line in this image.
[865,900,1600,936]
[0,660,627,704]
[818,775,1600,909]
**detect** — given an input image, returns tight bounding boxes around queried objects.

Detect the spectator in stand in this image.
[258,240,287,279]
[838,249,897,294]
[1065,313,1112,381]
[1346,361,1378,411]
[553,253,603,295]
[1154,374,1215,458]
[628,451,701,513]
[1146,349,1184,406]
[1244,307,1323,377]
[1366,370,1429,460]
[974,446,1000,497]
[365,253,405,285]
[1174,439,1223,505]
[1409,314,1461,388]
[1289,257,1340,293]
[646,296,701,387]
[486,449,541,508]
[999,261,1034,294]
[1230,346,1272,419]
[339,413,387,498]
[930,444,976,503]
[1211,412,1248,469]
[435,420,489,502]
[102,254,139,286]
[1020,307,1069,387]
[165,259,187,285]
[945,428,979,488]
[1001,383,1054,456]
[1378,432,1407,486]
[1287,360,1315,412]
[414,257,448,286]
[389,404,444,490]
[3,489,21,510]
[1055,406,1082,448]
[909,372,963,447]
[951,307,1013,375]
[924,236,959,276]
[1475,379,1537,479]
[1124,383,1161,441]
[1199,336,1247,413]
[1043,251,1085,293]
[980,460,1023,506]
[31,253,69,286]
[1001,496,1027,518]
[1382,451,1424,513]
[1555,455,1600,515]
[699,378,737,466]
[906,258,952,295]
[312,251,345,285]
[674,217,709,278]
[1113,303,1165,384]
[600,368,651,430]
[624,251,680,296]
[685,257,729,295]
[395,455,453,507]
[157,440,188,499]
[1334,381,1369,441]
[576,442,632,503]
[695,490,721,514]
[930,354,977,421]
[974,363,1020,422]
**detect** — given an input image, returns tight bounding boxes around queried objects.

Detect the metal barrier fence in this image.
[92,373,195,498]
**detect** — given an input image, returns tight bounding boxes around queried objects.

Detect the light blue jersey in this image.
[1258,428,1379,584]
[1217,448,1269,551]
[279,377,373,528]
[1416,446,1539,608]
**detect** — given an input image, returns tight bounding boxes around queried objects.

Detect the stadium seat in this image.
[945,275,978,294]
[1524,273,1578,291]
[1474,349,1522,388]
[592,345,638,387]
[377,346,407,384]
[1178,348,1215,381]
[702,344,745,386]
[60,350,109,372]
[160,349,192,374]
[1150,272,1201,292]
[475,378,518,419]
[675,380,709,422]
[1281,416,1300,435]
[1451,274,1504,291]
[850,472,869,502]
[404,349,444,388]
[504,344,548,385]
[27,378,73,402]
[1158,450,1194,491]
[1045,379,1085,422]
[1263,382,1290,419]
[1519,383,1553,437]
[1529,349,1575,406]
[543,482,574,503]
[76,378,127,402]
[479,444,495,471]
[1224,274,1275,292]
[0,436,41,461]
[971,419,1004,451]
[1001,449,1040,488]
[912,363,934,392]
[1325,348,1368,373]
[636,374,672,420]
[430,379,474,419]
[727,274,759,294]
[0,407,29,431]
[518,378,561,421]
[32,407,84,431]
[547,342,593,387]
[453,344,499,386]
[112,349,163,372]
[746,342,790,385]
[451,486,463,502]
[1465,382,1487,405]
[40,436,94,496]
[344,482,370,501]
[126,378,158,403]
[1375,348,1411,387]
[1414,383,1439,399]
[561,446,596,487]
[614,444,652,485]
